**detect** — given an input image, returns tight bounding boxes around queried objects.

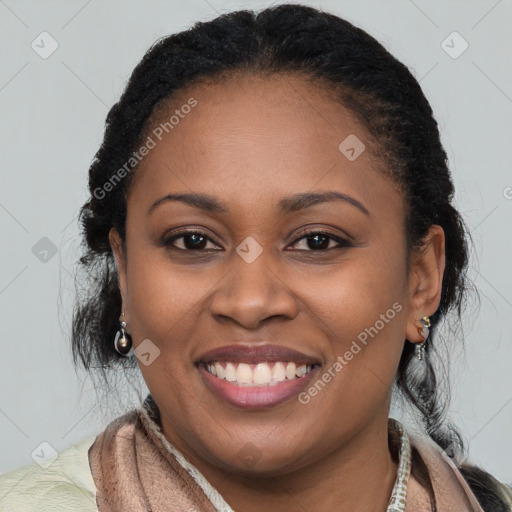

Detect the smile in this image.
[197,361,321,409]
[202,361,315,386]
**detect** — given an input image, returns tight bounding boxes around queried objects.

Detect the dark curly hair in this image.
[71,4,512,509]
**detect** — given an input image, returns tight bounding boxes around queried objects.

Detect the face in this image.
[110,72,444,476]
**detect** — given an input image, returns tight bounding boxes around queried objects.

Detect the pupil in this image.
[308,234,329,250]
[185,234,206,250]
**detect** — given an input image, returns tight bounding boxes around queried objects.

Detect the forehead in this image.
[128,72,402,218]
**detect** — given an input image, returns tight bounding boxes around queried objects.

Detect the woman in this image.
[0,3,510,511]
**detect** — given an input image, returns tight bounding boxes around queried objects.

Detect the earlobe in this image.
[405,225,445,342]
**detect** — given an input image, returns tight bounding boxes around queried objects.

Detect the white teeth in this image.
[204,361,314,386]
[214,362,225,379]
[225,362,237,382]
[285,362,296,380]
[293,363,310,377]
[236,363,253,384]
[253,363,272,385]
[272,362,286,382]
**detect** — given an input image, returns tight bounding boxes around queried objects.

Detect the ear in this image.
[109,227,128,305]
[405,225,445,342]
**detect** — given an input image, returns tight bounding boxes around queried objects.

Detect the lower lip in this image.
[197,364,321,409]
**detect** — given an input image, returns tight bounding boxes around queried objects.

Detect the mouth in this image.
[199,361,317,385]
[195,344,322,409]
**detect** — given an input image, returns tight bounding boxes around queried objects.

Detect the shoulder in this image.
[0,435,98,512]
[408,429,510,512]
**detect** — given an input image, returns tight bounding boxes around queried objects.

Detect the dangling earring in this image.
[416,316,430,360]
[114,311,133,356]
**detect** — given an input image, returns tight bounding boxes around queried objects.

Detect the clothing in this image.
[0,394,504,511]
[0,435,96,511]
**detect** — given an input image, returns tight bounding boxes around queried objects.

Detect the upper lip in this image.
[196,344,322,366]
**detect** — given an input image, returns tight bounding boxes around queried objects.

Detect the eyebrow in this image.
[148,191,370,216]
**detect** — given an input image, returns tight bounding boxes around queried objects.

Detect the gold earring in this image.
[416,316,430,361]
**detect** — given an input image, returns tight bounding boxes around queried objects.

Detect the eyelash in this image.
[162,228,352,253]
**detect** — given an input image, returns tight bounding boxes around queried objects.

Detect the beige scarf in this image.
[88,397,485,512]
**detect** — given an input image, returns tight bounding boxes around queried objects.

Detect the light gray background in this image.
[1,0,511,484]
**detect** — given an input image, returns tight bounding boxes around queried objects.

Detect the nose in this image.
[208,247,299,330]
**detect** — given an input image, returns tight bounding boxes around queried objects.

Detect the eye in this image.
[162,229,222,251]
[162,228,352,253]
[288,230,352,251]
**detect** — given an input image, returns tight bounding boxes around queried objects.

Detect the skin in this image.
[110,72,445,512]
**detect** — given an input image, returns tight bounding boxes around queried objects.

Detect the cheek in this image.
[305,244,407,339]
[124,244,228,363]
[299,242,408,405]
[123,245,189,345]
